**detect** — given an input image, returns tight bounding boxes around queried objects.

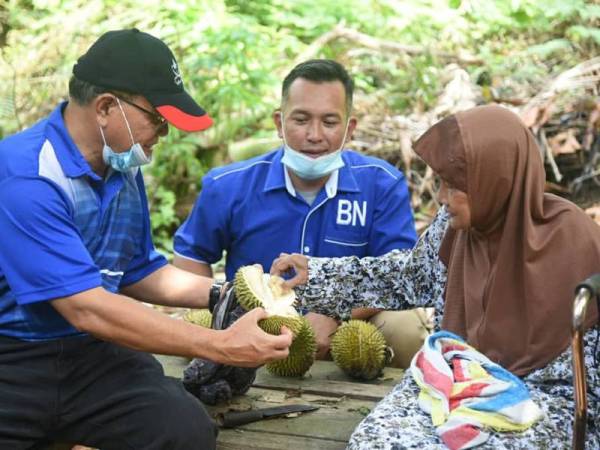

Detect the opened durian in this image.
[266,316,316,377]
[330,320,391,380]
[234,264,303,336]
[183,308,213,328]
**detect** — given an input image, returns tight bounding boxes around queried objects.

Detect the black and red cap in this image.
[73,28,212,132]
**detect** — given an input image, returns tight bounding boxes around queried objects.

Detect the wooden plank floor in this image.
[157,355,404,450]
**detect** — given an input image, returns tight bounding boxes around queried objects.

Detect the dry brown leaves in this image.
[348,58,600,228]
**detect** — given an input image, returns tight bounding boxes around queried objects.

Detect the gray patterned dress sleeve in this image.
[295,208,450,320]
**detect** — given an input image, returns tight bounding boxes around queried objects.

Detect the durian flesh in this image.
[266,316,316,377]
[330,320,389,380]
[234,264,303,335]
[235,265,296,314]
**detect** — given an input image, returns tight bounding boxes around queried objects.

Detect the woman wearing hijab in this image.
[271,105,600,448]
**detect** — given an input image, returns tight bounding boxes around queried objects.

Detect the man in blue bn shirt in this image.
[174,60,430,367]
[0,29,293,449]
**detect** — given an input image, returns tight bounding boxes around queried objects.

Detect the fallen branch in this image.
[540,129,563,182]
[292,23,483,67]
[520,57,600,118]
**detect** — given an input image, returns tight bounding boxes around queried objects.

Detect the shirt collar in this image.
[336,153,360,193]
[263,147,287,192]
[283,166,339,199]
[45,102,102,181]
[263,147,360,196]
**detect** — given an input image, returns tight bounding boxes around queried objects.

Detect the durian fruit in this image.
[183,308,213,328]
[266,316,316,377]
[330,320,391,381]
[234,264,303,336]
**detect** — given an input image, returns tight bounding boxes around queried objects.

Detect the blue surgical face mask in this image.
[280,113,348,180]
[100,98,151,173]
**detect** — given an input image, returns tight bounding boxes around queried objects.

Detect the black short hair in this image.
[68,75,135,105]
[68,75,109,105]
[281,59,354,114]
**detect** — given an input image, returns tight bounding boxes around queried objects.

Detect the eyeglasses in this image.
[113,94,167,129]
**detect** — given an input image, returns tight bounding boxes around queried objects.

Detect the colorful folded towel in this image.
[410,331,543,450]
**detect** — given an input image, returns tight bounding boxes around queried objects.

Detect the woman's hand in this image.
[270,252,309,290]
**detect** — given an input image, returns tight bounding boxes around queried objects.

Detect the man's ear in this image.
[273,109,283,139]
[345,116,358,142]
[95,94,116,127]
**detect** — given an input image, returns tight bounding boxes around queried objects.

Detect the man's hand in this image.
[183,289,293,405]
[215,308,293,367]
[270,252,309,290]
[304,312,339,360]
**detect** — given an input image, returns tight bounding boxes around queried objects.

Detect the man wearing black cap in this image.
[0,29,292,449]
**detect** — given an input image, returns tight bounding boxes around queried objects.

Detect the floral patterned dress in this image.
[296,208,600,449]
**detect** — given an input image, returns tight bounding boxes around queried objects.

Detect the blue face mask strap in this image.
[99,124,108,146]
[337,115,350,152]
[115,98,137,148]
[98,98,137,150]
[279,112,291,149]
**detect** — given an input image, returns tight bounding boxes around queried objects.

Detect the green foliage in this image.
[1,0,598,255]
[227,0,395,40]
[567,25,600,45]
[526,39,573,58]
[148,185,178,255]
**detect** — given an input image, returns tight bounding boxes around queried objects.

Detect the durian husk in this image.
[266,316,316,377]
[330,320,389,380]
[234,264,303,336]
[183,308,213,328]
[257,316,303,337]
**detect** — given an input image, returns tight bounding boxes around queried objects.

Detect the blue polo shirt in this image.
[174,148,417,280]
[0,102,167,341]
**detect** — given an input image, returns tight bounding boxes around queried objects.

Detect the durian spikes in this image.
[234,264,303,336]
[266,316,317,377]
[183,308,213,328]
[330,320,390,380]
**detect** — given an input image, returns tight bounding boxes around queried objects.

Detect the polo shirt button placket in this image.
[303,246,310,253]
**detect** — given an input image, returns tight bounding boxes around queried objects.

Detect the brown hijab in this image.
[414,104,600,376]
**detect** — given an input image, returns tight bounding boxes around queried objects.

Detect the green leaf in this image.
[526,38,572,57]
[511,9,531,25]
[567,25,600,45]
[580,4,600,20]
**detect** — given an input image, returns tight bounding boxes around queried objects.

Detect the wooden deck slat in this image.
[217,387,377,441]
[216,428,347,450]
[252,361,403,401]
[252,376,395,401]
[155,355,403,449]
